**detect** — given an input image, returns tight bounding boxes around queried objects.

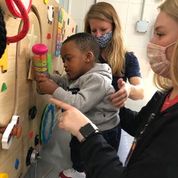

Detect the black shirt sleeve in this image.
[81,133,125,178]
[119,107,139,136]
[119,91,166,137]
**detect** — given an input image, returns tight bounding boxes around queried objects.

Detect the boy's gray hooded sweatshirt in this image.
[51,63,119,131]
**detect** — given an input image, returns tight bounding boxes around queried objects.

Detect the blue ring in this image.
[41,104,55,144]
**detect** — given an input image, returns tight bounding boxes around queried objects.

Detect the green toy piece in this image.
[1,82,7,92]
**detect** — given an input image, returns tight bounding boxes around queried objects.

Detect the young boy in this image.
[36,32,120,178]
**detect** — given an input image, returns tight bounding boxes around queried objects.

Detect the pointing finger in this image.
[50,98,73,110]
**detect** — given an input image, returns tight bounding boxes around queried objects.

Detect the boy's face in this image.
[61,41,90,80]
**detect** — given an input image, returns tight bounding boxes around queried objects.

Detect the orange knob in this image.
[11,125,22,138]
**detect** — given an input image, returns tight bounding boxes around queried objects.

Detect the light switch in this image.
[136,20,149,33]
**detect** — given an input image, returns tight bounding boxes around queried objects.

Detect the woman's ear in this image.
[85,51,94,63]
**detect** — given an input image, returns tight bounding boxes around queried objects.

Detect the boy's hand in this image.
[34,72,49,82]
[37,79,58,95]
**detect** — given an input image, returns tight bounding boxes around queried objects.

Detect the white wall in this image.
[69,0,95,32]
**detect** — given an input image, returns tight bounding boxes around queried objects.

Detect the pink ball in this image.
[32,44,48,55]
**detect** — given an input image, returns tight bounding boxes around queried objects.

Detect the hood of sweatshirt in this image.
[86,63,112,80]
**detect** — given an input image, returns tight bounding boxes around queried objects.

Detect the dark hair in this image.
[63,32,100,60]
[0,8,7,58]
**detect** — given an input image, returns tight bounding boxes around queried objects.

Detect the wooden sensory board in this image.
[0,0,76,177]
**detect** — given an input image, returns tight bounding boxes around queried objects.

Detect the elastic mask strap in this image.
[166,41,176,48]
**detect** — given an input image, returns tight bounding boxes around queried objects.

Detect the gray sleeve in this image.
[53,73,113,113]
[49,74,68,89]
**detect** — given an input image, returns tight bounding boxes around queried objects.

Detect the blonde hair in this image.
[171,41,178,87]
[84,2,126,76]
[153,0,178,91]
[153,75,172,91]
[159,0,178,23]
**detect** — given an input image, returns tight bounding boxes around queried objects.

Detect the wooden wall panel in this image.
[0,0,76,177]
[0,0,63,177]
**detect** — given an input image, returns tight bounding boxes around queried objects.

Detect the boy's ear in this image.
[85,51,94,63]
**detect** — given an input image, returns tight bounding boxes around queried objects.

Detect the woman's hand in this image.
[110,77,144,108]
[110,78,130,108]
[50,98,92,142]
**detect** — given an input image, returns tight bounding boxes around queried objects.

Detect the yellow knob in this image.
[0,173,8,178]
[43,0,49,4]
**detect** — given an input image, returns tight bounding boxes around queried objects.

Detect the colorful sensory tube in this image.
[32,43,48,74]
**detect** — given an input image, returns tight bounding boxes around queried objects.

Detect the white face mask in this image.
[147,42,176,78]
